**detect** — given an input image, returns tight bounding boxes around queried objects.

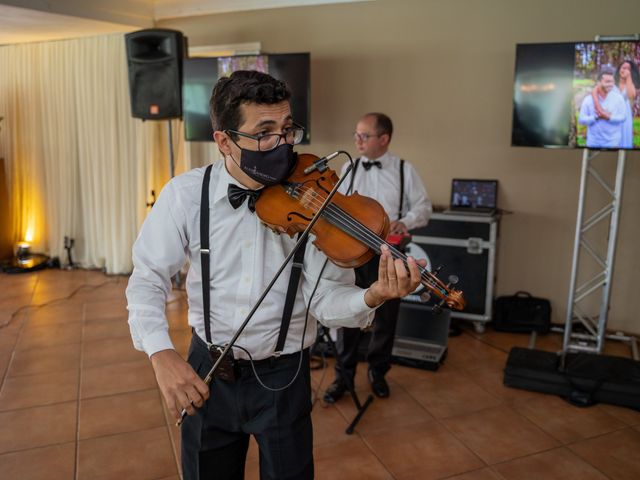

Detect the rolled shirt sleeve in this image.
[126,181,189,357]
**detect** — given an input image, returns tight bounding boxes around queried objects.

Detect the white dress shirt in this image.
[339,152,432,229]
[126,160,375,360]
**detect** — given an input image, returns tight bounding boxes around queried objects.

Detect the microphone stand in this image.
[177,158,353,426]
[316,325,374,434]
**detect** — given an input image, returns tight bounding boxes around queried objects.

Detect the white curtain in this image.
[0,33,201,274]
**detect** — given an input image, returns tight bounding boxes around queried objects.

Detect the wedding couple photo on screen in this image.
[575,42,640,149]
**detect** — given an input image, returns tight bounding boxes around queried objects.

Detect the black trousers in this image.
[335,256,401,382]
[182,334,314,480]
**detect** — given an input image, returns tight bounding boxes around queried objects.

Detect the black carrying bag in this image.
[503,347,640,410]
[493,291,551,333]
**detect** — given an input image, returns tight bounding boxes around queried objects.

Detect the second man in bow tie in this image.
[325,112,433,402]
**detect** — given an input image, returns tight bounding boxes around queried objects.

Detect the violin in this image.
[255,153,466,311]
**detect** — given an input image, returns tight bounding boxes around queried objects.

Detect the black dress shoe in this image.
[323,380,347,404]
[368,370,390,398]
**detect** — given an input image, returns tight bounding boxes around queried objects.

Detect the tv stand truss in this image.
[562,149,638,360]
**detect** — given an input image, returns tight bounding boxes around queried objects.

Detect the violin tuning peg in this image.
[447,275,459,286]
[419,291,431,303]
[433,265,443,275]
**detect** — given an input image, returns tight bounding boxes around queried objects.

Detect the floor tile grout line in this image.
[0,439,78,458]
[339,380,431,479]
[161,393,183,478]
[4,365,83,380]
[438,465,506,480]
[353,430,398,479]
[512,403,634,447]
[80,422,170,444]
[399,382,491,471]
[314,371,397,478]
[0,385,160,415]
[432,402,617,477]
[487,443,616,480]
[75,289,89,480]
[562,423,637,447]
[563,444,616,480]
[0,273,40,395]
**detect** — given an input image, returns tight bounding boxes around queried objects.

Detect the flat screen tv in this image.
[511,41,640,149]
[183,52,310,142]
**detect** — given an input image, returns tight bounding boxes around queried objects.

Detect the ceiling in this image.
[0,0,371,46]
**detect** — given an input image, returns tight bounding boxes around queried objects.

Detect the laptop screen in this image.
[450,179,498,210]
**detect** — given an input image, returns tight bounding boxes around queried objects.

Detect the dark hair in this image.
[615,60,640,88]
[209,70,291,133]
[597,66,616,81]
[364,112,394,139]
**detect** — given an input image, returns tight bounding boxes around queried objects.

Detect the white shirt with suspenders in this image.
[126,160,376,361]
[339,152,432,229]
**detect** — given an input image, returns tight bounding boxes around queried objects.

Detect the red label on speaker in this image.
[150,104,159,115]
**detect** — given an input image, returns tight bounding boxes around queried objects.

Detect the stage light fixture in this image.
[0,234,50,274]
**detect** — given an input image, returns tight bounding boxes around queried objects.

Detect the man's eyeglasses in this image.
[226,124,305,152]
[353,132,383,142]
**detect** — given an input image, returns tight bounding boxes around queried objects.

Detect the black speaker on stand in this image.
[125,29,186,287]
[125,29,185,120]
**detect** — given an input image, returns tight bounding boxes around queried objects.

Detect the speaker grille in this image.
[125,29,184,120]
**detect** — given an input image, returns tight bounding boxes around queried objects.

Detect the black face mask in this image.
[236,143,297,186]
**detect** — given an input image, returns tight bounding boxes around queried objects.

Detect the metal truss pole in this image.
[562,149,638,359]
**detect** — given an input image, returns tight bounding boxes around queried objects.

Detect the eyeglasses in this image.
[226,124,305,152]
[353,132,383,142]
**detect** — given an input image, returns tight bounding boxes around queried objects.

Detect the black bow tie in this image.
[227,184,261,212]
[362,160,382,171]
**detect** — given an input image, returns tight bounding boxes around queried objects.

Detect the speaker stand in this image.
[167,119,183,289]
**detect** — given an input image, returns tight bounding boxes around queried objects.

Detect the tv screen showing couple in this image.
[512,40,640,150]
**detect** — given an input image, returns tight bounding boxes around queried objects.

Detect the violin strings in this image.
[288,184,436,285]
[287,184,446,294]
[325,203,444,293]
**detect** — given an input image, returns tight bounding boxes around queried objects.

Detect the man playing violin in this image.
[126,71,424,480]
[324,112,432,403]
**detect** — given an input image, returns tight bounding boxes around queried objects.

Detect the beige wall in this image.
[159,0,640,334]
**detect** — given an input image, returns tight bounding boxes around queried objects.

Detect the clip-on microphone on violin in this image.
[177,152,354,426]
[302,151,340,175]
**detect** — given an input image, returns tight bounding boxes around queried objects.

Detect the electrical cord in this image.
[220,255,331,393]
[0,275,120,330]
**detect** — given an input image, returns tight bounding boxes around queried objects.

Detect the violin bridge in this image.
[298,187,318,211]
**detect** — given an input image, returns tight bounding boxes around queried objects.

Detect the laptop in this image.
[445,178,498,216]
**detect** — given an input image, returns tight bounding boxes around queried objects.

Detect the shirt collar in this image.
[361,151,391,167]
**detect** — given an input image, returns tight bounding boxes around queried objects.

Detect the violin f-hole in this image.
[287,211,313,222]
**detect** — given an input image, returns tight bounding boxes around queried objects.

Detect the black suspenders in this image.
[274,236,308,355]
[199,165,307,354]
[200,165,213,343]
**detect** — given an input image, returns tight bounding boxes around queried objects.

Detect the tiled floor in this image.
[1,269,639,479]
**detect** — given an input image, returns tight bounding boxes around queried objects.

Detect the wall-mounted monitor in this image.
[511,41,640,149]
[182,52,310,142]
